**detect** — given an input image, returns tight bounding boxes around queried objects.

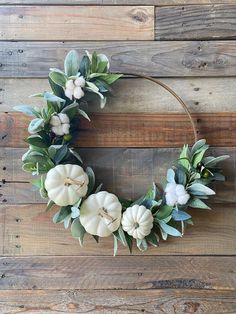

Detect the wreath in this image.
[15,50,229,255]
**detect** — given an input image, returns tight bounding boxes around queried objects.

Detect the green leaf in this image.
[22,162,36,173]
[113,227,127,247]
[91,51,98,73]
[192,146,208,168]
[28,118,45,134]
[43,91,65,103]
[14,105,38,117]
[178,144,190,169]
[145,182,157,200]
[155,205,173,220]
[136,238,148,252]
[61,102,78,119]
[69,148,83,163]
[102,73,123,85]
[172,210,191,221]
[46,199,55,212]
[159,221,182,237]
[188,198,211,209]
[26,135,50,148]
[71,217,86,246]
[188,183,215,196]
[86,167,95,196]
[167,168,175,183]
[113,235,118,256]
[78,108,90,121]
[48,76,65,99]
[79,55,90,78]
[191,139,206,155]
[49,71,67,87]
[175,167,186,186]
[204,155,230,168]
[146,232,159,247]
[64,50,80,76]
[53,145,68,164]
[55,206,71,223]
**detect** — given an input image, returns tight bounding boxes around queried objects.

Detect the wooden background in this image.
[0,1,236,313]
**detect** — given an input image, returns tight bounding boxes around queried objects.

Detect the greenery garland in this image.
[15,50,229,255]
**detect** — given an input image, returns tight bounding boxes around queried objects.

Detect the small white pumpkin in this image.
[80,191,122,237]
[45,164,89,206]
[121,205,153,239]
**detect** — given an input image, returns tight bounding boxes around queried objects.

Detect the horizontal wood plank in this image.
[2,77,236,113]
[1,112,236,148]
[0,148,234,204]
[0,6,154,41]
[1,41,236,77]
[1,203,236,256]
[0,256,235,289]
[0,289,235,313]
[155,5,236,40]
[0,0,233,4]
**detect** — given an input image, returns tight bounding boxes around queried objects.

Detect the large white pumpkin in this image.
[121,205,153,239]
[80,191,122,237]
[45,164,89,206]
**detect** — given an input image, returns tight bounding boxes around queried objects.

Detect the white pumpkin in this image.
[45,164,89,206]
[80,191,122,237]
[121,205,153,239]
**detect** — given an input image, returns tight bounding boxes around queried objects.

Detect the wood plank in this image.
[155,5,236,40]
[0,289,235,313]
[1,41,236,78]
[2,203,236,256]
[1,112,236,148]
[0,256,235,289]
[0,148,235,204]
[2,77,236,113]
[0,0,234,4]
[0,6,154,41]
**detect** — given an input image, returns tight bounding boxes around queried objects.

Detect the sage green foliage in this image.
[14,50,229,255]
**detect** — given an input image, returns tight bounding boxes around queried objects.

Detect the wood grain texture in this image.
[1,41,236,77]
[0,289,235,313]
[0,0,234,4]
[2,203,236,256]
[0,148,234,204]
[2,77,236,113]
[155,5,236,40]
[1,112,236,148]
[0,6,154,41]
[0,256,235,290]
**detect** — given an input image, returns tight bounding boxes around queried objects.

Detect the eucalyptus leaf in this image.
[146,232,159,247]
[136,238,148,252]
[204,155,230,168]
[172,210,191,221]
[64,50,80,76]
[155,205,173,220]
[159,221,182,237]
[188,198,211,209]
[71,217,86,246]
[53,145,68,164]
[61,102,78,119]
[113,234,118,256]
[79,55,90,78]
[55,206,71,223]
[86,167,95,196]
[69,148,83,163]
[78,108,90,121]
[167,168,175,183]
[188,183,215,196]
[46,199,55,212]
[191,139,206,155]
[28,118,45,134]
[102,73,122,84]
[14,105,38,117]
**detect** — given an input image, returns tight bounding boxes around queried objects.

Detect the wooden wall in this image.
[0,1,236,313]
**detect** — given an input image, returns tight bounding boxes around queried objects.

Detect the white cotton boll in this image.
[75,76,85,87]
[165,182,176,194]
[58,113,69,124]
[166,193,177,207]
[52,125,64,136]
[65,88,73,100]
[62,123,70,135]
[73,86,84,99]
[50,115,61,126]
[175,184,186,196]
[65,79,75,90]
[178,193,190,205]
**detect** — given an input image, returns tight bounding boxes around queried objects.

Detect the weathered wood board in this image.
[0,289,235,314]
[1,112,236,148]
[1,41,236,77]
[1,203,235,256]
[155,5,236,40]
[0,256,235,290]
[2,77,236,113]
[0,147,234,204]
[0,6,154,41]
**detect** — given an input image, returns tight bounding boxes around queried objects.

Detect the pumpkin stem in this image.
[64,177,84,187]
[98,207,117,225]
